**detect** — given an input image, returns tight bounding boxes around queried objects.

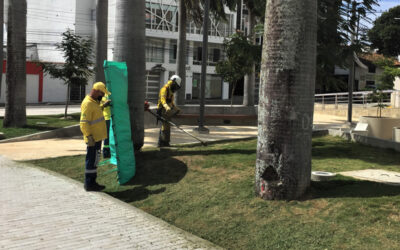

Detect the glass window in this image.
[192,74,222,99]
[146,38,164,63]
[145,3,178,32]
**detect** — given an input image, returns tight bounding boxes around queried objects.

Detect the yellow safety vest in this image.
[100,94,111,120]
[80,95,107,143]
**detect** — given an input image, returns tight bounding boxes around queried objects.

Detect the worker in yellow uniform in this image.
[157,75,182,147]
[100,94,111,158]
[80,82,110,191]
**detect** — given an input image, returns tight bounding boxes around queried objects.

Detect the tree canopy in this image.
[368,5,400,57]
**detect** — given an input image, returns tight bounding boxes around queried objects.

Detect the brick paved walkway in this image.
[0,156,220,249]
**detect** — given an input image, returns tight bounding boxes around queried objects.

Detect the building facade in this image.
[0,0,246,104]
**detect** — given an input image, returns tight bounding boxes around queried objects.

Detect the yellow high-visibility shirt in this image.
[157,80,175,110]
[80,95,107,143]
[100,94,111,120]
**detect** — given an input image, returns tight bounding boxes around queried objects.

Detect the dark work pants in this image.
[85,141,102,186]
[103,120,111,158]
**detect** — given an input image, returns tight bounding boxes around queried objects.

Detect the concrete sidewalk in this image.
[0,156,220,249]
[0,105,81,117]
[0,126,258,161]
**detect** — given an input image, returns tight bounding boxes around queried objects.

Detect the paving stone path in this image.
[0,156,220,249]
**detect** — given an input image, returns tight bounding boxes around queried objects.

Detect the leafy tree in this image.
[216,32,260,106]
[40,29,94,119]
[368,5,400,57]
[316,0,378,93]
[365,55,400,117]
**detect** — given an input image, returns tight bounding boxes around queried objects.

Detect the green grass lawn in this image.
[28,136,400,249]
[0,114,80,139]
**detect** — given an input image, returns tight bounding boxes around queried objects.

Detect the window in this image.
[146,38,164,63]
[169,40,190,64]
[368,64,376,73]
[145,3,178,32]
[192,74,222,99]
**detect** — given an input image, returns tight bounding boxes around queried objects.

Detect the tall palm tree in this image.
[242,0,265,106]
[0,0,4,98]
[95,0,108,83]
[175,0,236,106]
[3,0,27,128]
[114,0,145,151]
[242,7,256,106]
[176,0,187,105]
[255,0,317,200]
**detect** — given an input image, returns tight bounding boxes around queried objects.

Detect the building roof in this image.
[359,53,400,66]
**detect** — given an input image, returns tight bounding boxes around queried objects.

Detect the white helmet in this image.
[170,75,182,86]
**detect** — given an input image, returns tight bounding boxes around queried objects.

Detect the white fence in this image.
[314,90,400,109]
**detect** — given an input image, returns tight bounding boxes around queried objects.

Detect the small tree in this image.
[216,32,260,105]
[40,29,94,118]
[368,57,400,117]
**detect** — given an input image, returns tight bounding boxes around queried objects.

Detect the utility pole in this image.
[195,0,210,133]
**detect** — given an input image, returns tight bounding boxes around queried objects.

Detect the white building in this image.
[0,0,243,104]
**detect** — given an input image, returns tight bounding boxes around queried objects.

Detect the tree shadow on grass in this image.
[312,140,400,167]
[106,155,188,203]
[308,176,400,199]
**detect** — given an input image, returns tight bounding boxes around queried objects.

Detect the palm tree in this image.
[175,0,186,105]
[114,0,145,151]
[95,0,108,83]
[3,0,27,128]
[175,0,236,106]
[0,0,4,98]
[242,0,265,106]
[255,0,317,200]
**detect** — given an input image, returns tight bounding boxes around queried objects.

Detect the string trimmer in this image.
[144,101,207,146]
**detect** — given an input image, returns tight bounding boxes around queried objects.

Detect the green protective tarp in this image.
[103,61,136,184]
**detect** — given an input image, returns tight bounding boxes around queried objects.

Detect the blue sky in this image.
[373,0,400,18]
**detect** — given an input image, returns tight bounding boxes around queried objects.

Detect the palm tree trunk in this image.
[176,0,187,105]
[114,0,145,151]
[4,0,27,128]
[95,0,108,83]
[255,0,317,200]
[0,0,4,98]
[65,84,70,118]
[243,7,255,106]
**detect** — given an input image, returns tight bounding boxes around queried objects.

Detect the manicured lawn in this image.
[0,114,80,139]
[28,136,400,249]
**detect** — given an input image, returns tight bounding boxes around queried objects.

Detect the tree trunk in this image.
[176,0,186,105]
[243,7,255,106]
[95,0,108,83]
[255,0,317,200]
[114,0,145,151]
[0,0,4,97]
[64,84,70,118]
[4,0,26,128]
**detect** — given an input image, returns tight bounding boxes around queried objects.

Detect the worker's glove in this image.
[86,135,95,147]
[163,104,171,112]
[103,100,112,107]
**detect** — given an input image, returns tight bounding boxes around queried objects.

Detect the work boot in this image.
[84,182,105,192]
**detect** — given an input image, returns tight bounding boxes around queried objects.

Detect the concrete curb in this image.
[328,129,400,152]
[0,124,81,143]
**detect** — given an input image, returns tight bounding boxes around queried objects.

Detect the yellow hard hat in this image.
[92,82,111,95]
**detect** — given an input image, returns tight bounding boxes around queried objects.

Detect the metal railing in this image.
[314,90,399,109]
